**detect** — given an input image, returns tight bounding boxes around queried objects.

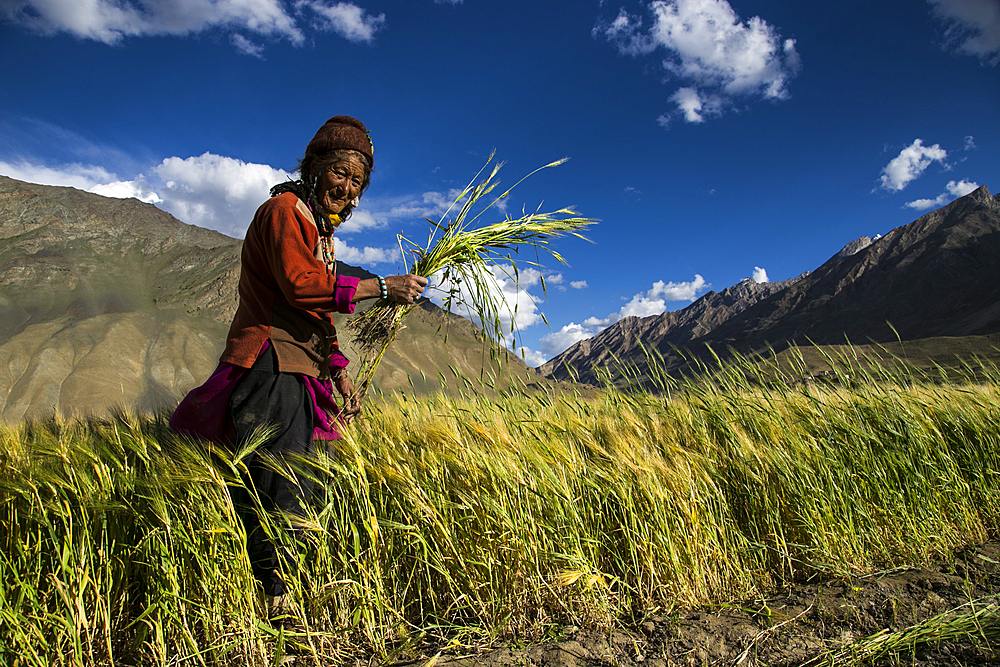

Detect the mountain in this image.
[538,272,808,380]
[0,176,526,422]
[541,185,1000,385]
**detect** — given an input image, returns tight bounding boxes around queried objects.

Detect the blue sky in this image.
[1,0,998,366]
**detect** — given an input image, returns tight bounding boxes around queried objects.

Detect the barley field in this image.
[2,349,999,666]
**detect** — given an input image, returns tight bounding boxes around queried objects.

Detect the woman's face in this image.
[315,154,366,215]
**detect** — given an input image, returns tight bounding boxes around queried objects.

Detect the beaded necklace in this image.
[312,203,341,277]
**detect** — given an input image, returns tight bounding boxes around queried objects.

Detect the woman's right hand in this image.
[384,274,428,304]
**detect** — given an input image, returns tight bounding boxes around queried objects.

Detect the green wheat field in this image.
[2,348,999,666]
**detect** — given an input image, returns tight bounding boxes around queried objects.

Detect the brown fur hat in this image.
[305,115,374,168]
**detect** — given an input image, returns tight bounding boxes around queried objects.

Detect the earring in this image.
[351,196,360,207]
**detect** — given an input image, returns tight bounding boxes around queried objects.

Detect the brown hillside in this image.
[0,176,530,421]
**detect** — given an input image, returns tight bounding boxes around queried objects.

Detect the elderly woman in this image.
[171,115,426,601]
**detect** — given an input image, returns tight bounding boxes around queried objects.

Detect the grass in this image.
[804,596,1000,666]
[1,349,999,665]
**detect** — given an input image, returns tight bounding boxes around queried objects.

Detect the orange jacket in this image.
[220,192,359,377]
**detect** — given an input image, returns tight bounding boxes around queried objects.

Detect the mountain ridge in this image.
[538,271,809,378]
[541,185,1000,385]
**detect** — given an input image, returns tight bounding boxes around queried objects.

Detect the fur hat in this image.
[305,115,374,168]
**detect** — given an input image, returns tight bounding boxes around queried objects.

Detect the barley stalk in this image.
[347,154,596,401]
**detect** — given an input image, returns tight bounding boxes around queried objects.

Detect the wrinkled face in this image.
[314,154,366,215]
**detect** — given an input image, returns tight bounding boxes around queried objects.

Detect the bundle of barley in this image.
[347,155,596,401]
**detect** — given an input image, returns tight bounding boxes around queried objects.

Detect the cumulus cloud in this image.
[0,0,304,46]
[384,189,465,221]
[296,0,385,43]
[586,275,709,327]
[929,0,1000,64]
[89,177,162,203]
[538,275,710,358]
[904,179,980,210]
[596,0,801,125]
[539,323,595,358]
[0,0,393,52]
[332,237,398,266]
[427,264,544,336]
[878,139,949,192]
[0,150,498,253]
[516,346,548,367]
[148,152,293,236]
[0,159,122,192]
[670,87,723,123]
[231,33,265,58]
[752,266,769,283]
[334,207,386,234]
[570,280,589,289]
[0,154,414,267]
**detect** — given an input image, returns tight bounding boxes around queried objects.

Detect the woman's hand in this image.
[384,274,429,304]
[334,371,360,424]
[352,274,428,304]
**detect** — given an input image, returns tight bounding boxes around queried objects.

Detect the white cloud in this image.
[570,280,589,289]
[385,189,465,221]
[540,322,595,358]
[904,178,980,209]
[599,7,657,55]
[427,264,544,336]
[296,0,385,43]
[0,152,293,236]
[878,139,949,192]
[0,0,304,46]
[930,0,1000,64]
[231,33,265,58]
[336,207,386,234]
[946,178,981,196]
[537,276,711,358]
[752,266,769,283]
[965,135,977,150]
[435,0,463,4]
[89,177,162,203]
[904,197,944,211]
[151,152,293,236]
[0,0,395,52]
[671,87,715,123]
[332,237,397,266]
[583,275,709,328]
[596,0,801,125]
[0,159,120,191]
[0,152,511,242]
[516,346,548,367]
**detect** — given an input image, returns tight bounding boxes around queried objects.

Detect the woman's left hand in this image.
[384,274,429,303]
[335,372,361,424]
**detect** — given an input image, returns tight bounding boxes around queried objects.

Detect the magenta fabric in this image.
[331,274,361,317]
[170,341,345,444]
[169,360,245,445]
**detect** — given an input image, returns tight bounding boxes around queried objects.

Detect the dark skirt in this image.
[229,344,317,596]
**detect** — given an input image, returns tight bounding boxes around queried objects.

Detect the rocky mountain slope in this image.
[538,272,808,380]
[0,176,523,422]
[542,185,1000,385]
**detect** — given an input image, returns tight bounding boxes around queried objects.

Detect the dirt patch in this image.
[433,542,1000,667]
